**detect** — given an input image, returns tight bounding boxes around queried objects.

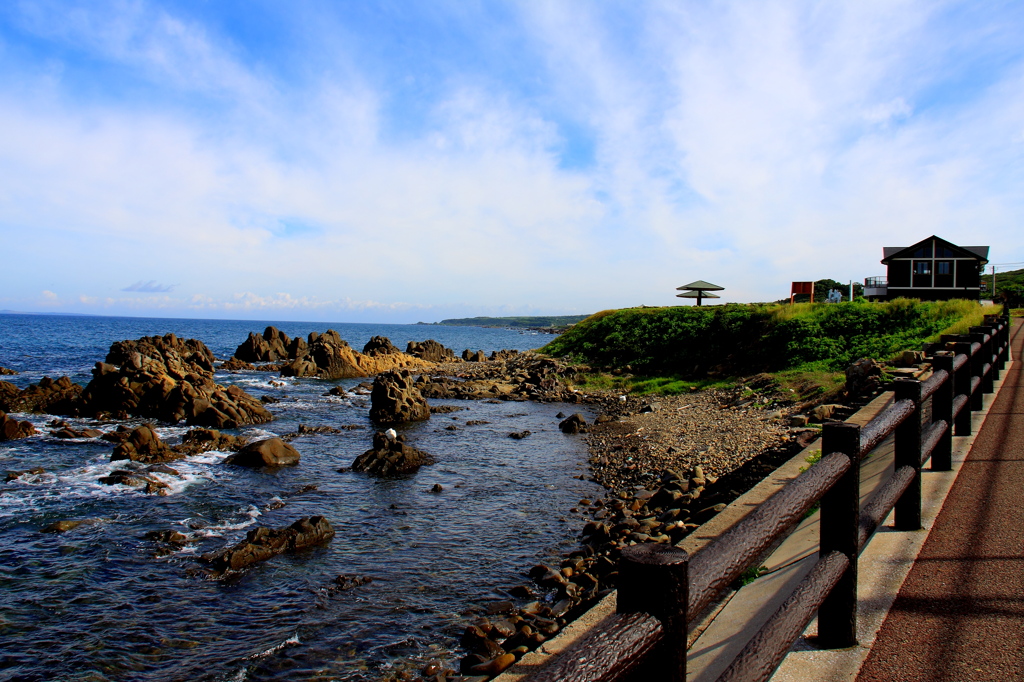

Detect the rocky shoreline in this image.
[2,329,857,682]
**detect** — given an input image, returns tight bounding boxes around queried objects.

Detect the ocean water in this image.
[0,314,601,681]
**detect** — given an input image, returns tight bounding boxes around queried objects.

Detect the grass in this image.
[550,299,1004,400]
[566,372,732,396]
[738,565,770,586]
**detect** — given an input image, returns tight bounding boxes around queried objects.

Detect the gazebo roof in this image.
[676,290,720,299]
[676,280,725,291]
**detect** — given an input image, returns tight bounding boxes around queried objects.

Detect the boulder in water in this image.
[225,437,300,467]
[201,516,334,572]
[0,411,37,441]
[351,432,435,476]
[110,425,183,464]
[369,369,430,425]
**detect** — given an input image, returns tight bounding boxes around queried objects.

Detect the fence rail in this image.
[528,310,1011,682]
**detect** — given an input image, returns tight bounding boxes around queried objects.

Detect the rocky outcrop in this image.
[1,411,37,441]
[280,331,432,380]
[5,466,45,482]
[110,425,182,464]
[362,336,400,356]
[98,468,171,495]
[0,367,18,375]
[225,438,300,467]
[462,349,487,362]
[220,357,255,371]
[845,357,883,398]
[174,428,247,456]
[233,326,292,363]
[78,333,272,428]
[351,432,435,476]
[416,353,583,403]
[0,376,83,414]
[370,370,430,425]
[406,340,456,363]
[201,516,334,572]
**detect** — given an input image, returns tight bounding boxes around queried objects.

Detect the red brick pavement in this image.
[858,319,1024,682]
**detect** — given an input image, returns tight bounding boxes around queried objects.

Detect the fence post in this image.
[893,378,923,530]
[618,544,689,681]
[817,422,861,648]
[931,351,954,471]
[954,341,973,436]
[971,326,995,393]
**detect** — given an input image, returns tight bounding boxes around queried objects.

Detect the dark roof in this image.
[881,235,989,264]
[677,290,720,298]
[676,280,724,291]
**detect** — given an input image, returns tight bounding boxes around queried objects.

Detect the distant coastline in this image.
[0,310,99,317]
[418,314,591,330]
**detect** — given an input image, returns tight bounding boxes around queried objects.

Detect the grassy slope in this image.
[542,299,1001,400]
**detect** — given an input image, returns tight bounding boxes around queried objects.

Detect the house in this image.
[869,235,989,301]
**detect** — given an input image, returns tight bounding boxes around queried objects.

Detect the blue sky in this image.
[1,1,1022,322]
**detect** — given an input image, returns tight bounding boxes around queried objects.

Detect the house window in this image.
[914,261,931,275]
[936,246,955,257]
[937,261,951,275]
[912,245,933,258]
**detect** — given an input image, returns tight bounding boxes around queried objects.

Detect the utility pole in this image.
[849,280,854,302]
[992,265,996,300]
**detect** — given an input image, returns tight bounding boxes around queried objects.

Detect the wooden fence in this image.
[528,311,1012,682]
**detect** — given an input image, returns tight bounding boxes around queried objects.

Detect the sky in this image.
[1,1,1022,323]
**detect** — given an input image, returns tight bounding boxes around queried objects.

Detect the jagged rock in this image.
[5,466,45,482]
[351,432,435,476]
[462,349,487,362]
[98,469,170,495]
[362,336,400,356]
[0,367,18,375]
[559,413,588,434]
[845,357,883,398]
[508,430,531,439]
[286,336,308,359]
[111,425,183,464]
[233,326,291,363]
[490,349,520,361]
[78,334,272,428]
[220,357,255,371]
[370,370,430,425]
[0,376,83,415]
[173,428,247,456]
[406,340,456,363]
[281,424,342,441]
[225,437,300,467]
[281,331,431,380]
[1,411,37,441]
[201,516,334,572]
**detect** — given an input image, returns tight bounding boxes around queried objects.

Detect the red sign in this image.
[791,281,814,295]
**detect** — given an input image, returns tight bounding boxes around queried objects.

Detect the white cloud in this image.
[0,0,1021,320]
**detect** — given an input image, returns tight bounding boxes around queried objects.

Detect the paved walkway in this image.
[857,319,1024,682]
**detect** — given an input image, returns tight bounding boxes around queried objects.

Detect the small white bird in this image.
[384,428,397,441]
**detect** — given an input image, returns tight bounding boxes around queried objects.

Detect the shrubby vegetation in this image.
[542,299,999,380]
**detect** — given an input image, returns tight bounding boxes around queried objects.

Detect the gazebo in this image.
[676,280,724,306]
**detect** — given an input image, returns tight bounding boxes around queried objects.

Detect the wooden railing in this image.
[528,311,1012,682]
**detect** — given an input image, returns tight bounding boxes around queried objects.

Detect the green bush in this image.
[542,300,995,378]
